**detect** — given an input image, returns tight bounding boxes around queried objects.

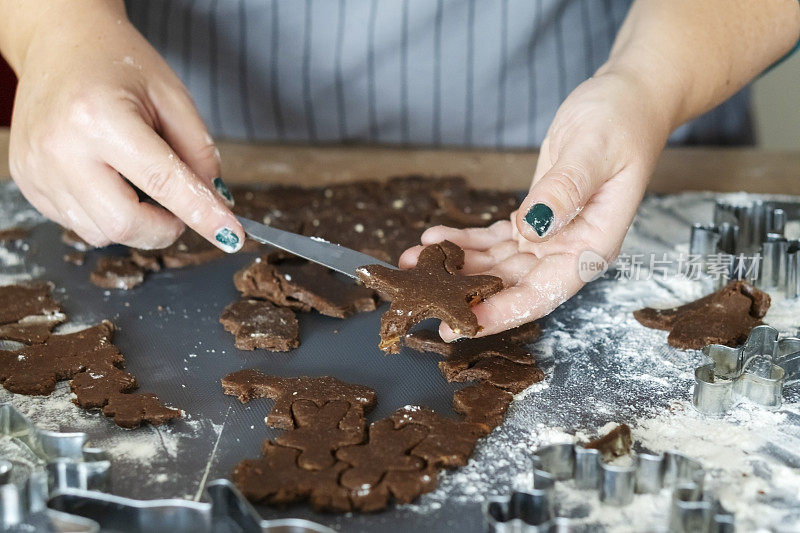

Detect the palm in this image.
[399,165,646,340]
[400,73,667,339]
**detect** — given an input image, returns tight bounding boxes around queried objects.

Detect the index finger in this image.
[99,112,243,253]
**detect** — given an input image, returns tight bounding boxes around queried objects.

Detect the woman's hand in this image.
[400,70,671,340]
[4,0,242,251]
[401,0,800,341]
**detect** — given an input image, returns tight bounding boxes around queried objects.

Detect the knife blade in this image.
[236,216,398,279]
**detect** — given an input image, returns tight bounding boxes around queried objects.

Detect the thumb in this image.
[515,138,614,243]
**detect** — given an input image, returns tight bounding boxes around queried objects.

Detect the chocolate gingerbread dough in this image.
[219,299,299,351]
[389,405,487,468]
[358,240,503,353]
[583,424,633,460]
[61,228,94,251]
[234,252,378,318]
[0,227,30,242]
[0,314,65,345]
[276,400,365,470]
[61,177,519,295]
[222,369,377,429]
[634,280,770,349]
[0,282,62,326]
[90,257,145,290]
[0,282,64,344]
[224,369,521,513]
[63,251,86,266]
[404,322,544,393]
[0,284,180,428]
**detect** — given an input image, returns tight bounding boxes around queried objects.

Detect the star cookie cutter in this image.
[693,324,800,415]
[0,402,110,530]
[484,443,733,533]
[49,479,335,533]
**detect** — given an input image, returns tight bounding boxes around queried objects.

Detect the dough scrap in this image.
[0,314,65,345]
[0,227,30,241]
[430,187,518,227]
[634,280,770,349]
[129,230,226,272]
[453,382,514,433]
[0,322,120,395]
[357,240,503,353]
[0,282,62,326]
[404,322,544,393]
[234,252,378,318]
[583,423,633,460]
[219,299,299,351]
[63,251,86,266]
[90,257,145,290]
[61,229,94,251]
[102,393,182,429]
[221,369,377,429]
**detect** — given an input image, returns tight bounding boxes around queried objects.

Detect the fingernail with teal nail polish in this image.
[213,177,234,205]
[215,227,241,253]
[524,203,554,237]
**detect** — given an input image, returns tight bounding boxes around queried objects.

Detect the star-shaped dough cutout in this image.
[357,240,503,353]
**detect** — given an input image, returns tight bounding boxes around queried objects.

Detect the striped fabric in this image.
[127,0,753,148]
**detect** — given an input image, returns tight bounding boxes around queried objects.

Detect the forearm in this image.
[598,0,800,131]
[0,0,126,73]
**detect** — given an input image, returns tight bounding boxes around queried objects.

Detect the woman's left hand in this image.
[400,69,671,340]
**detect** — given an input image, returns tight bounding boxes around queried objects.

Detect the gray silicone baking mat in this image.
[1,181,799,532]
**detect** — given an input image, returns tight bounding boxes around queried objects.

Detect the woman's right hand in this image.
[3,0,243,251]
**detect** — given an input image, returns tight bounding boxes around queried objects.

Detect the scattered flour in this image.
[632,399,800,531]
[0,247,22,266]
[0,181,798,530]
[53,322,103,335]
[0,384,222,490]
[403,193,800,532]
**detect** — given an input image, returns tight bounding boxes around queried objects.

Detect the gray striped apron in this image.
[127,0,753,148]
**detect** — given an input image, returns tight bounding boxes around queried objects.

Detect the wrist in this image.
[0,0,127,74]
[595,57,685,138]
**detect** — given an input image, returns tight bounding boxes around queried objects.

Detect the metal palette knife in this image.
[236,216,398,278]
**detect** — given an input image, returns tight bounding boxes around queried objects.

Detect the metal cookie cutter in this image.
[49,478,335,533]
[689,200,799,296]
[693,324,800,415]
[758,235,800,298]
[0,402,110,531]
[485,443,733,533]
[713,200,786,254]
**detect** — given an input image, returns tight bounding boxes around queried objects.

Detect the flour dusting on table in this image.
[0,184,798,531]
[404,193,800,532]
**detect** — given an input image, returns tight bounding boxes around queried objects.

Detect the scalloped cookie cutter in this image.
[484,442,733,533]
[0,402,110,530]
[693,324,800,415]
